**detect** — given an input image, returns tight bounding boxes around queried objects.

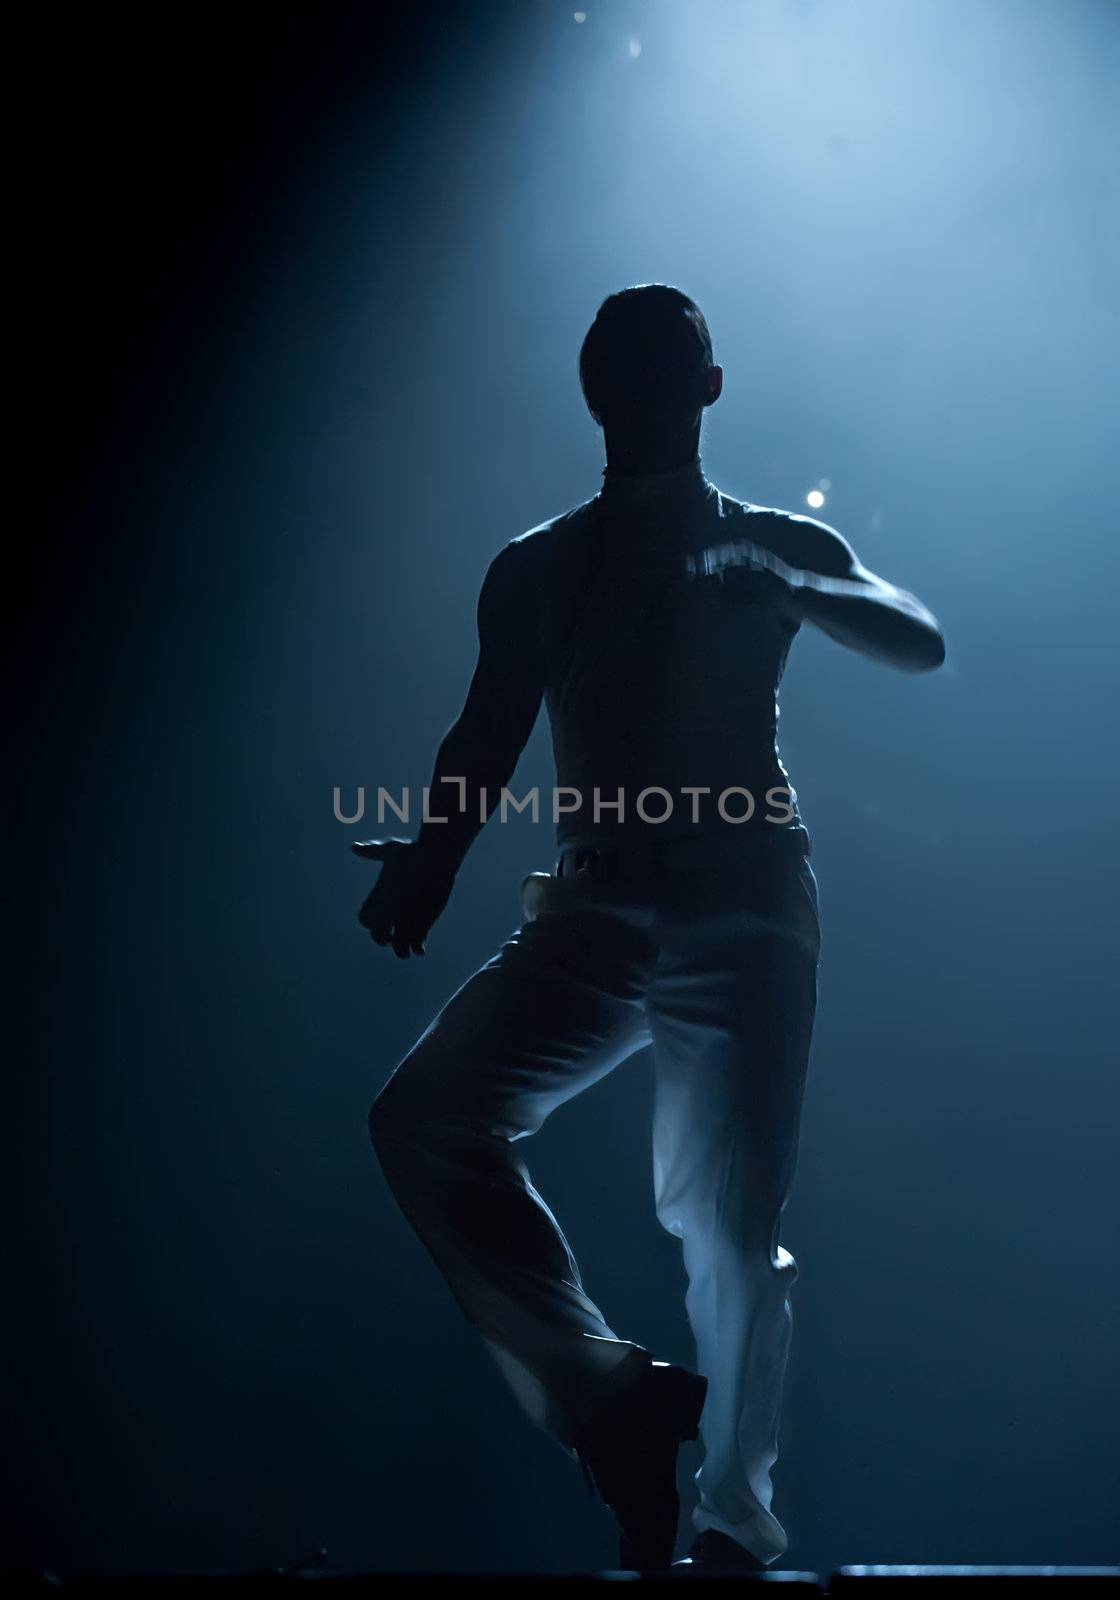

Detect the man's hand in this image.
[687,537,799,597]
[352,838,457,959]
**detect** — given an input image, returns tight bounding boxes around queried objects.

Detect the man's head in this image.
[579,285,723,450]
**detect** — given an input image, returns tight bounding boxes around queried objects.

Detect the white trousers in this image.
[369,840,820,1564]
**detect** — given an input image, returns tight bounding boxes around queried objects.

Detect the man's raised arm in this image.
[698,514,946,673]
[353,542,544,957]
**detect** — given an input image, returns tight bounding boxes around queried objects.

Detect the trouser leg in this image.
[648,860,820,1563]
[369,895,655,1447]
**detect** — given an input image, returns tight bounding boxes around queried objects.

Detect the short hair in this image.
[579,285,714,431]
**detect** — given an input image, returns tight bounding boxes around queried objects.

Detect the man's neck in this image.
[603,423,701,478]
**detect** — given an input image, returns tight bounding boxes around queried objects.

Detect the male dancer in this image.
[355,286,944,1572]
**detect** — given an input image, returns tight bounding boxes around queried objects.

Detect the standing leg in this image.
[369,891,656,1448]
[647,858,821,1564]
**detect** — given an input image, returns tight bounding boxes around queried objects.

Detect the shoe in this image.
[575,1359,708,1572]
[672,1529,769,1573]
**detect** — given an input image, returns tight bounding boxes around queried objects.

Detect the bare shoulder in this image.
[480,497,598,618]
[724,497,861,579]
[507,498,598,565]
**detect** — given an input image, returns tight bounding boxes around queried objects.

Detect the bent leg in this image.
[369,898,655,1446]
[648,863,820,1562]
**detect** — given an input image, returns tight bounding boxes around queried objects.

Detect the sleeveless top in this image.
[505,459,807,852]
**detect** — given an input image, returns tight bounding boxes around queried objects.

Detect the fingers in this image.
[353,840,436,956]
[391,923,427,959]
[358,887,392,942]
[351,840,389,861]
[358,893,428,957]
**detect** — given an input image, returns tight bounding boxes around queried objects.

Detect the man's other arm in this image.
[417,541,545,865]
[353,542,544,956]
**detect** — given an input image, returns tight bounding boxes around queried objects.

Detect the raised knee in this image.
[367,1090,392,1152]
[368,1045,455,1164]
[368,1074,418,1158]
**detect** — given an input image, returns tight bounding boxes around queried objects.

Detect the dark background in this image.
[12,0,1119,1575]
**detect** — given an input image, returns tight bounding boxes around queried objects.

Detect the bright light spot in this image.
[573,11,586,21]
[628,37,642,58]
[806,490,826,509]
[819,477,831,491]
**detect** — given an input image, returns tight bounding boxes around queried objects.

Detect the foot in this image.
[673,1529,770,1573]
[575,1359,708,1572]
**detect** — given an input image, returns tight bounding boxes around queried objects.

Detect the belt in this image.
[555,825,810,883]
